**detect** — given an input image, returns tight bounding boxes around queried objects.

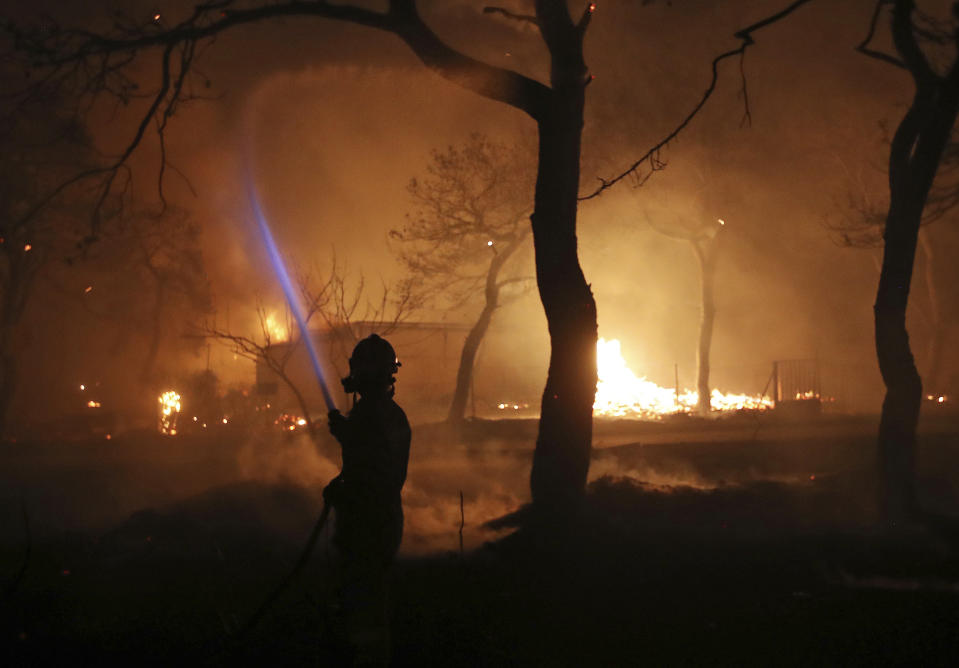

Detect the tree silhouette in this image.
[0,69,98,435]
[392,134,534,426]
[829,150,953,398]
[856,0,959,523]
[643,171,727,417]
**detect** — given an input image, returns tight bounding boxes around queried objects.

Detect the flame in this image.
[264,313,288,342]
[158,390,182,435]
[592,338,772,418]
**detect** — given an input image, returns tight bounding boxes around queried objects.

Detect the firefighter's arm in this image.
[327,409,351,445]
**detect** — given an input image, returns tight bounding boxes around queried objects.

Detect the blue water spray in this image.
[247,181,337,412]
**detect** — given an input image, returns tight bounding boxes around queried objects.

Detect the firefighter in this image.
[323,333,411,666]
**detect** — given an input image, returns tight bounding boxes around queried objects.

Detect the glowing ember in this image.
[592,338,772,418]
[274,413,308,431]
[158,390,182,435]
[86,400,101,408]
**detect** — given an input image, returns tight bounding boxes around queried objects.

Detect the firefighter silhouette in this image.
[324,334,410,666]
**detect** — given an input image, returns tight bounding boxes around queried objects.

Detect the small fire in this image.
[158,390,182,435]
[264,313,288,342]
[86,400,101,408]
[592,338,772,418]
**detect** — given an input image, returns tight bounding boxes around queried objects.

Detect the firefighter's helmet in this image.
[341,334,400,394]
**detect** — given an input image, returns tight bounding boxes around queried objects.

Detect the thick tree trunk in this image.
[528,79,597,512]
[693,242,717,417]
[875,30,959,521]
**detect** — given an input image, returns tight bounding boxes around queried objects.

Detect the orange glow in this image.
[23,244,32,252]
[86,400,101,408]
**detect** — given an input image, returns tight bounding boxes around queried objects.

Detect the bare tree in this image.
[392,133,534,426]
[203,257,416,431]
[856,0,959,523]
[110,207,212,383]
[644,195,726,417]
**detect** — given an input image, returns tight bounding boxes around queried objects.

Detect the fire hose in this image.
[233,500,331,641]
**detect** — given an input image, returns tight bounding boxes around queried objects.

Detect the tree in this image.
[856,0,959,523]
[829,153,953,398]
[0,68,98,435]
[643,192,726,417]
[392,133,534,426]
[203,257,416,433]
[96,207,212,384]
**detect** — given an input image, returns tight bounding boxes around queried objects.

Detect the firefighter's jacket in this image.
[327,394,411,562]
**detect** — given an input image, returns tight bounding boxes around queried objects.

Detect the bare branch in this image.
[581,0,815,200]
[856,0,908,70]
[482,6,539,27]
[5,0,550,230]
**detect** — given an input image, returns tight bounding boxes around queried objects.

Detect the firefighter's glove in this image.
[328,409,349,442]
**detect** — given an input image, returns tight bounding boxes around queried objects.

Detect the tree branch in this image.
[581,0,815,200]
[482,6,539,27]
[6,0,550,231]
[856,0,908,70]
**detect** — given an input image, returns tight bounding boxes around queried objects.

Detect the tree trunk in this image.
[141,282,167,384]
[528,67,597,512]
[0,337,17,438]
[875,32,959,522]
[447,240,521,426]
[447,302,496,425]
[0,250,34,438]
[693,241,717,417]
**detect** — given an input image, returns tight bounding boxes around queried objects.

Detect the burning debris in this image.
[158,391,182,435]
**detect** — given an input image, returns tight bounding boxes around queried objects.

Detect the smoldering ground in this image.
[3,413,959,666]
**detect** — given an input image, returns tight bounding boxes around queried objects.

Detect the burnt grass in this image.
[3,413,959,666]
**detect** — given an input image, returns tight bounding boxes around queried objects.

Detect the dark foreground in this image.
[2,413,959,666]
